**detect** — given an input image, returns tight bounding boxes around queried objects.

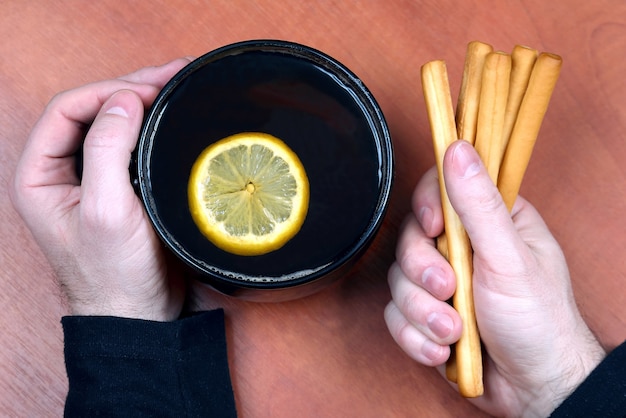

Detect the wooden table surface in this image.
[1,1,625,416]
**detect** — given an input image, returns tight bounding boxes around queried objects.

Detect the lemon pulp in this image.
[188,132,309,256]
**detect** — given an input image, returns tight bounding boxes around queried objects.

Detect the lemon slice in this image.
[188,132,309,256]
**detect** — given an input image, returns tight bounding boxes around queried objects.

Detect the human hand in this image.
[385,140,606,417]
[10,58,193,321]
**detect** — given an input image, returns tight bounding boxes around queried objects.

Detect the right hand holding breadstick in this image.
[423,42,562,398]
[386,42,606,416]
[385,137,605,415]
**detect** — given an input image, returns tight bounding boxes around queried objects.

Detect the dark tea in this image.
[137,40,393,300]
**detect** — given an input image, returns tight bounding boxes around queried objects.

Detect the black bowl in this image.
[136,40,393,302]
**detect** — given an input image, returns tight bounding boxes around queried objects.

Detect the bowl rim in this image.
[136,39,394,291]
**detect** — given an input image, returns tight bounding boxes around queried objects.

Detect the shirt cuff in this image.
[62,310,237,417]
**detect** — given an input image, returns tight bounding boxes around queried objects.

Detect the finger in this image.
[411,166,444,238]
[16,81,158,192]
[442,140,531,273]
[117,56,193,85]
[14,58,192,194]
[384,301,451,366]
[395,215,456,301]
[387,262,461,345]
[79,90,145,228]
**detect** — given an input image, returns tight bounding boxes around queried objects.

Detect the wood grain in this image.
[1,1,625,416]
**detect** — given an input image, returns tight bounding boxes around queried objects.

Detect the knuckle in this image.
[86,119,122,148]
[395,323,414,348]
[8,175,22,210]
[46,89,73,113]
[79,204,107,232]
[387,262,399,286]
[9,176,41,220]
[79,197,121,235]
[399,290,424,322]
[396,242,413,271]
[470,182,504,215]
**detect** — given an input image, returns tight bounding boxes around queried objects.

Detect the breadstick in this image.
[447,51,510,380]
[439,41,493,260]
[498,52,562,211]
[440,231,457,384]
[421,60,484,398]
[437,41,493,262]
[503,45,539,147]
[474,51,512,183]
[437,42,492,262]
[456,41,494,144]
[444,40,491,383]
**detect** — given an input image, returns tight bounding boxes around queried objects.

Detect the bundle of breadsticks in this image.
[420,41,562,398]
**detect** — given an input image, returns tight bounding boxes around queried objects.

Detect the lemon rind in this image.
[188,132,309,256]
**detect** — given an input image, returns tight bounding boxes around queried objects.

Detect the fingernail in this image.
[422,267,446,296]
[451,141,480,179]
[422,339,444,361]
[427,312,453,339]
[105,106,129,118]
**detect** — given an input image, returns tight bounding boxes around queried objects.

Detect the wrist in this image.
[62,272,183,322]
[69,297,180,322]
[524,328,606,417]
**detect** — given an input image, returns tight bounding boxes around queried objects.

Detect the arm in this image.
[11,59,236,415]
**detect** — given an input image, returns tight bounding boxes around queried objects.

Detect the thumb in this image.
[442,140,530,275]
[80,90,145,225]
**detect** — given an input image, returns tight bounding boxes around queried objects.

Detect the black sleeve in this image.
[61,310,237,417]
[550,341,626,417]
